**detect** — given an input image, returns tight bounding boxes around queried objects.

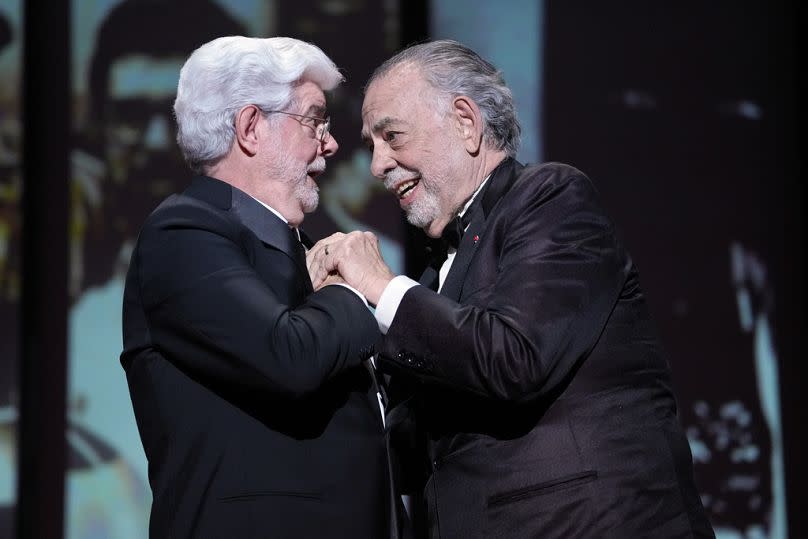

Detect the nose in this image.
[369,146,396,179]
[142,113,171,150]
[320,132,338,157]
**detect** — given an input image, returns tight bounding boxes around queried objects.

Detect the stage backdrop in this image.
[63,1,404,537]
[0,1,799,538]
[0,2,21,537]
[433,1,799,538]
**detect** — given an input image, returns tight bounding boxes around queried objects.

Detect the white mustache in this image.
[384,166,419,190]
[307,157,326,174]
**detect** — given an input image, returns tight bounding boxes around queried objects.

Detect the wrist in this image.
[366,276,394,307]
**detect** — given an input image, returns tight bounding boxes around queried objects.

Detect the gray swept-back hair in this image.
[174,36,343,173]
[367,39,521,157]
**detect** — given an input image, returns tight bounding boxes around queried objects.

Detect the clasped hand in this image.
[306,231,395,306]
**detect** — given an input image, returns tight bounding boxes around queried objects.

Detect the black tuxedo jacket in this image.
[379,160,714,538]
[121,176,389,538]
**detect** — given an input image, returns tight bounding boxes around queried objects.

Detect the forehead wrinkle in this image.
[361,116,395,142]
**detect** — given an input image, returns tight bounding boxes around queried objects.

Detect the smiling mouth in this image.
[394,178,420,199]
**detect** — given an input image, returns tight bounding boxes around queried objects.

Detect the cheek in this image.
[421,154,454,190]
[296,141,317,164]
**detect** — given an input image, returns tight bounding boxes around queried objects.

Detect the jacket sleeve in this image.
[378,167,629,403]
[122,201,379,400]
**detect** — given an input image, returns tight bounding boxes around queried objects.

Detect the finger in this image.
[322,242,342,275]
[315,231,345,244]
[306,238,331,275]
[305,245,320,276]
[309,255,329,290]
[306,247,327,288]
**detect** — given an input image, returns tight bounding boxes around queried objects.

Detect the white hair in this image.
[174,36,343,173]
[368,40,521,157]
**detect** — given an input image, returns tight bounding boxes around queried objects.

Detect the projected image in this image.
[429,1,795,536]
[66,1,404,537]
[0,3,21,537]
[685,244,786,539]
[67,1,255,537]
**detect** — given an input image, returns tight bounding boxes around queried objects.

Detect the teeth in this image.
[396,179,418,198]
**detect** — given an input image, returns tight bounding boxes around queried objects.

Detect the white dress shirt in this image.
[375,175,491,334]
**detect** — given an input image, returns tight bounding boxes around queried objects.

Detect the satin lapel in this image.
[439,158,523,301]
[419,264,439,291]
[438,210,482,301]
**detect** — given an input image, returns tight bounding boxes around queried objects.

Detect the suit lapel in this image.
[229,187,310,275]
[298,228,315,250]
[419,264,439,291]
[185,176,312,289]
[438,158,523,301]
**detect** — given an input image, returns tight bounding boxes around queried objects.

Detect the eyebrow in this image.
[360,116,399,143]
[306,104,327,118]
[372,117,398,132]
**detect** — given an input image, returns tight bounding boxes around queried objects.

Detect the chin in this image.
[302,196,319,214]
[297,188,319,214]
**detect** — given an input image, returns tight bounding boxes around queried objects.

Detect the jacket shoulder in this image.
[503,161,601,208]
[518,161,592,187]
[140,190,238,240]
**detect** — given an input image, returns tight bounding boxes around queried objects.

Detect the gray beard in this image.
[385,166,442,231]
[294,174,319,213]
[286,156,323,214]
[404,185,441,229]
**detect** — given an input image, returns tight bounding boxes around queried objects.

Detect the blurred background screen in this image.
[0,2,21,537]
[0,0,800,537]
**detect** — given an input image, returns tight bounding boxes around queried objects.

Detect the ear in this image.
[451,95,483,155]
[234,104,263,157]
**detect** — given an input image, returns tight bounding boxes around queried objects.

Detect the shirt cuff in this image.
[325,283,369,307]
[375,275,419,334]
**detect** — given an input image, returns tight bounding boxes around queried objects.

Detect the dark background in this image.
[0,0,800,537]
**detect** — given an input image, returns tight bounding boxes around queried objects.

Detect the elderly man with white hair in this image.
[120,36,392,538]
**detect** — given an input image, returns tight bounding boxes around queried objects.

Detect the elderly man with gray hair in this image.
[121,36,393,538]
[309,39,715,537]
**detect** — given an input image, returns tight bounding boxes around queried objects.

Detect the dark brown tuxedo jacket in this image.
[379,160,714,538]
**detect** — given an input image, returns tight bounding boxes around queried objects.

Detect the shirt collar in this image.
[247,194,303,241]
[248,194,288,224]
[458,172,493,219]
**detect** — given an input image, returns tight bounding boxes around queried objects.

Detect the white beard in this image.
[385,165,443,230]
[282,155,323,214]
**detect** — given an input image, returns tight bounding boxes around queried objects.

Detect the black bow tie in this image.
[441,212,471,250]
[441,187,485,250]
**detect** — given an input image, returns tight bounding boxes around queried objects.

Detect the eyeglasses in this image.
[261,109,331,144]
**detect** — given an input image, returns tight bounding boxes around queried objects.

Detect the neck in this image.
[455,150,508,214]
[207,156,305,226]
[477,150,508,185]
